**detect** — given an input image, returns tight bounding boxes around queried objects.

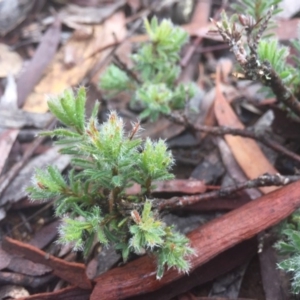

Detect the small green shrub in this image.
[99,17,195,121]
[212,0,300,116]
[27,87,194,279]
[275,211,300,293]
[214,0,300,293]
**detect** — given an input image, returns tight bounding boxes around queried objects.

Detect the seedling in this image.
[100,17,195,121]
[27,87,194,279]
[212,0,300,293]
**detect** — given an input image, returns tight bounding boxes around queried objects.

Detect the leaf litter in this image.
[1,0,300,299]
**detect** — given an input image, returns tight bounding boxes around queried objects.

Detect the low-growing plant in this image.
[212,0,300,117]
[213,0,300,293]
[99,17,195,121]
[27,87,194,279]
[275,211,300,294]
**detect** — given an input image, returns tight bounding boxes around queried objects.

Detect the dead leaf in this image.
[0,44,23,77]
[59,1,125,26]
[0,146,70,206]
[2,237,92,290]
[141,117,184,140]
[129,18,299,43]
[23,12,127,113]
[0,285,29,299]
[0,129,19,174]
[0,243,12,270]
[214,67,277,194]
[0,110,52,129]
[29,220,60,249]
[7,257,52,276]
[0,74,18,109]
[126,0,141,12]
[17,18,61,108]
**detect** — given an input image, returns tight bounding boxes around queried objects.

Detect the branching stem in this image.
[167,113,300,163]
[158,174,300,210]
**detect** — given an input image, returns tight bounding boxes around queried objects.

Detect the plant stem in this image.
[168,113,300,164]
[158,173,300,210]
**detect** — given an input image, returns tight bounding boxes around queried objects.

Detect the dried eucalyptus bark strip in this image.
[92,180,300,300]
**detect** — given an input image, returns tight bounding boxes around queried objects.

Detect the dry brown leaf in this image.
[0,44,23,77]
[0,146,70,206]
[23,12,127,113]
[126,0,141,12]
[3,237,92,290]
[0,243,12,270]
[17,18,61,107]
[214,67,277,194]
[275,18,300,40]
[141,117,184,140]
[59,1,125,26]
[0,129,19,174]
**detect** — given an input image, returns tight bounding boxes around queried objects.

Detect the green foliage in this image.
[230,0,282,32]
[214,1,300,100]
[27,88,194,279]
[216,4,300,291]
[275,211,300,294]
[47,87,86,134]
[58,206,108,256]
[135,83,173,120]
[156,227,194,279]
[99,64,135,95]
[134,17,188,77]
[257,39,296,84]
[99,17,195,121]
[129,201,194,279]
[129,201,166,253]
[290,25,300,90]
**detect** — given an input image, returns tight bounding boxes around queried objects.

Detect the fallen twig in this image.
[196,124,300,163]
[158,173,300,210]
[168,113,300,164]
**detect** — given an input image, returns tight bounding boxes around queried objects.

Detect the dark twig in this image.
[113,54,141,84]
[168,113,300,164]
[266,67,300,117]
[195,124,300,163]
[158,173,300,210]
